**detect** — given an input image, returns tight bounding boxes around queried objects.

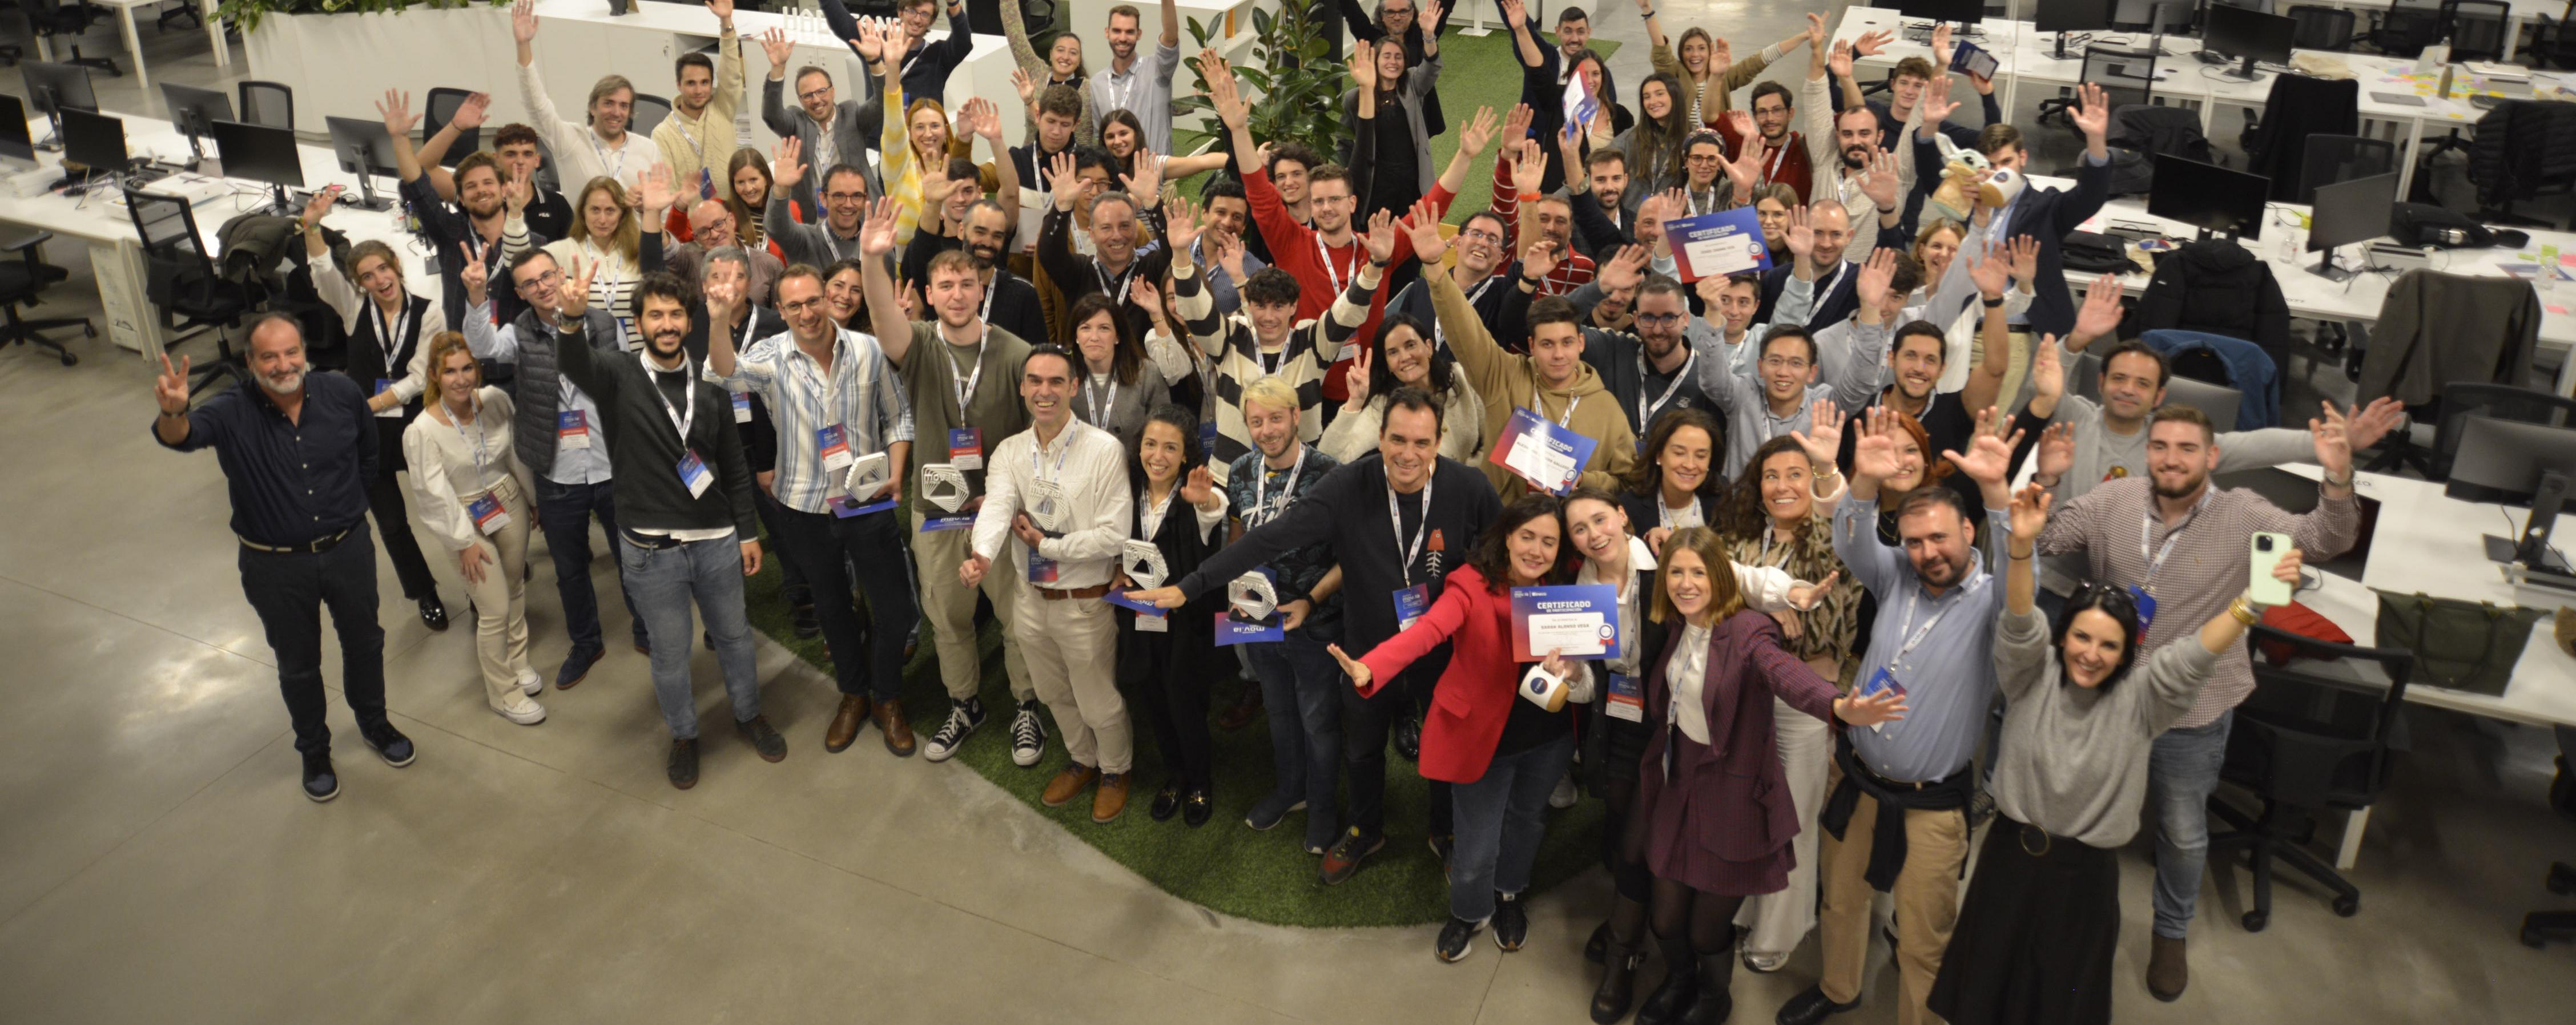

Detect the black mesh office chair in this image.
[629,92,673,136]
[156,0,202,31]
[20,0,120,75]
[418,87,481,169]
[2362,0,2448,54]
[2039,45,2160,130]
[123,186,252,394]
[2295,135,2396,204]
[2523,753,2576,948]
[2537,0,2576,70]
[2287,6,2359,50]
[0,226,92,365]
[2444,0,2515,63]
[2208,626,2414,931]
[236,80,294,131]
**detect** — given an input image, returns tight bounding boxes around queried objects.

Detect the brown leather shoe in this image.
[1092,773,1131,823]
[824,695,871,753]
[872,697,916,757]
[2147,934,2188,1002]
[1041,762,1100,807]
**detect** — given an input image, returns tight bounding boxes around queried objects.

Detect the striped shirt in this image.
[2035,477,2361,729]
[1486,156,1599,296]
[719,327,916,515]
[1174,260,1373,486]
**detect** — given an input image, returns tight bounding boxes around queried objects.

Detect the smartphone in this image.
[1950,42,1999,82]
[2249,532,2296,607]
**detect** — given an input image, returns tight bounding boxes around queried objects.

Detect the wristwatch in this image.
[1981,295,2005,308]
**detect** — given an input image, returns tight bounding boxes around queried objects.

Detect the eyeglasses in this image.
[780,297,826,313]
[1685,153,1724,163]
[1635,312,1684,326]
[798,86,834,103]
[514,269,562,293]
[825,191,868,203]
[1458,228,1505,244]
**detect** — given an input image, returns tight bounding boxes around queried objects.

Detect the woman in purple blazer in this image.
[1624,526,1905,1024]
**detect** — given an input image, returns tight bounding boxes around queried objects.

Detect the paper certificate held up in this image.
[1664,207,1774,283]
[1561,72,1600,138]
[1509,584,1621,662]
[1490,406,1599,496]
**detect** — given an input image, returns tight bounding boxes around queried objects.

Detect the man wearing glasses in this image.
[1387,209,1512,344]
[1546,265,1717,444]
[758,25,888,226]
[764,138,876,271]
[462,248,653,687]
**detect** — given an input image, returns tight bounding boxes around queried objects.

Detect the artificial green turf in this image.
[742,513,1605,927]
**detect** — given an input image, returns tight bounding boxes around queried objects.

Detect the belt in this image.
[1037,583,1111,601]
[239,527,353,554]
[621,529,686,551]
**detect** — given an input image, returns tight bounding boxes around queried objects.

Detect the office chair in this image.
[2208,625,2414,931]
[419,87,481,169]
[2537,0,2576,70]
[123,186,252,395]
[532,136,563,195]
[2287,7,2360,53]
[2361,0,2447,54]
[236,80,294,131]
[20,0,120,76]
[157,0,202,31]
[2522,754,2576,948]
[628,92,673,136]
[2443,0,2514,63]
[2462,99,2576,228]
[0,227,92,366]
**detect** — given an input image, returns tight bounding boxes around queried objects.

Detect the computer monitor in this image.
[324,115,401,212]
[2147,154,2268,240]
[2204,5,2295,82]
[0,94,35,171]
[2305,171,2397,281]
[161,83,235,169]
[209,119,306,212]
[1898,0,1985,28]
[2034,0,2115,58]
[59,108,126,176]
[19,60,96,120]
[2449,417,2576,582]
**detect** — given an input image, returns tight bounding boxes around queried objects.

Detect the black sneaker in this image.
[359,721,414,768]
[1435,915,1487,962]
[667,738,699,789]
[1243,795,1305,831]
[736,715,787,762]
[417,594,449,632]
[1010,700,1048,768]
[791,603,820,639]
[300,749,339,802]
[1150,781,1183,821]
[1320,827,1386,885]
[923,697,987,762]
[1775,983,1861,1025]
[1395,713,1423,761]
[1492,891,1528,951]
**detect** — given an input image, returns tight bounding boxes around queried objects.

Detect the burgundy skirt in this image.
[1636,731,1797,897]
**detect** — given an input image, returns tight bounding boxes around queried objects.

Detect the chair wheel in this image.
[2242,910,2269,932]
[60,350,75,366]
[2525,927,2548,949]
[2546,864,2576,895]
[2333,894,2360,917]
[81,323,95,337]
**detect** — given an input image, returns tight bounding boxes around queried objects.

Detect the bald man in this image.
[667,199,784,306]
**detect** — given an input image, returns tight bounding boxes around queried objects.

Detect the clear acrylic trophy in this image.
[920,464,968,512]
[1121,540,1168,589]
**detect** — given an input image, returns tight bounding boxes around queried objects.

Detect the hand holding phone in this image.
[2248,532,2299,607]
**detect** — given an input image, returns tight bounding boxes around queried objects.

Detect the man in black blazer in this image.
[1910,78,2114,341]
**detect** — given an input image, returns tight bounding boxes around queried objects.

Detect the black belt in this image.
[621,529,686,551]
[239,527,353,554]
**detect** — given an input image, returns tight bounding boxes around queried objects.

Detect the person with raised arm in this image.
[757,23,887,219]
[1692,240,1893,479]
[1036,146,1174,342]
[1086,0,1183,152]
[1640,0,1810,128]
[652,0,745,205]
[391,90,545,329]
[764,136,874,270]
[1797,18,1909,268]
[1339,1,1444,219]
[1320,312,1486,466]
[512,0,653,190]
[818,0,973,107]
[1113,405,1230,826]
[542,160,675,350]
[1003,0,1097,148]
[1172,195,1380,485]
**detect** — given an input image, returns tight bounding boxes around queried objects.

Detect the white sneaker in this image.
[517,670,544,697]
[1548,771,1578,809]
[495,696,547,725]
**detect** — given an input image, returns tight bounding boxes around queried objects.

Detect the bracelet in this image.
[2031,474,2060,489]
[2228,595,2262,627]
[1368,258,1388,269]
[2323,471,2355,489]
[1518,191,1541,201]
[1981,295,2005,308]
[2007,545,2034,560]
[1521,275,1543,288]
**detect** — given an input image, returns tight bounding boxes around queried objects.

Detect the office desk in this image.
[0,113,428,356]
[28,0,231,96]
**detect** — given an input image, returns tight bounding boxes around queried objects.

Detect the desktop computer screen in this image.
[160,83,235,139]
[19,61,96,120]
[2305,171,2397,280]
[59,108,124,175]
[2204,5,2295,80]
[1899,0,1985,26]
[209,119,305,195]
[0,94,35,170]
[2449,418,2576,509]
[2147,154,2269,240]
[324,116,403,211]
[2034,0,2114,34]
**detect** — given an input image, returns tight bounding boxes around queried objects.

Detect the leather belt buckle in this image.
[2019,822,2053,858]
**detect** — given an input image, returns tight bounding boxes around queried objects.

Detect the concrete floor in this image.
[5,6,2576,1023]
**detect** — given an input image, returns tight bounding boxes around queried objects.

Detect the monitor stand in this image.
[2307,245,2356,283]
[2212,54,2263,83]
[2055,31,2078,60]
[345,171,396,212]
[2488,470,2576,592]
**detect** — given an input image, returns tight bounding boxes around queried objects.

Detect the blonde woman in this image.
[541,167,675,349]
[403,332,546,725]
[1639,0,1810,128]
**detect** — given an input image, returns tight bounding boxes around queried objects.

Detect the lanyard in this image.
[1761,140,1790,185]
[1032,427,1074,487]
[1254,337,1289,377]
[1251,445,1307,527]
[943,325,989,419]
[588,132,632,181]
[1889,584,1959,671]
[980,272,1000,321]
[822,229,860,263]
[900,39,926,80]
[1314,233,1355,297]
[1813,260,1850,302]
[671,114,707,164]
[1545,392,1583,429]
[1636,346,1695,436]
[369,297,413,373]
[1686,186,1721,218]
[1434,275,1500,349]
[2139,490,2215,591]
[1092,257,1136,306]
[1139,485,1177,538]
[447,393,493,492]
[640,350,699,443]
[1386,473,1432,586]
[1657,491,1698,529]
[791,335,850,432]
[1084,372,1118,425]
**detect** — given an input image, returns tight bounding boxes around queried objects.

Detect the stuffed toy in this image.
[1925,134,2023,228]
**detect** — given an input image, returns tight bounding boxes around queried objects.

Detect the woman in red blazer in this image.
[1331,494,1587,964]
[1627,526,1905,1024]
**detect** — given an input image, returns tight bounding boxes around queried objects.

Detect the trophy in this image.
[919,464,968,513]
[1121,540,1169,589]
[1030,479,1067,536]
[1227,571,1278,624]
[842,451,890,501]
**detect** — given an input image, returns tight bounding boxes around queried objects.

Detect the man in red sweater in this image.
[1203,50,1499,401]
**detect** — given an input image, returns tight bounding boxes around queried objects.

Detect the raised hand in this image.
[376,88,417,138]
[1850,406,1901,484]
[2030,333,2065,402]
[1131,277,1165,325]
[1857,150,1901,211]
[458,241,488,300]
[1011,67,1039,107]
[1350,38,1378,91]
[1966,238,2011,298]
[1790,397,1844,466]
[760,27,795,68]
[2071,274,2124,346]
[1834,686,1907,726]
[452,91,492,131]
[1854,247,1898,314]
[1930,22,1954,65]
[1345,344,1376,411]
[771,135,807,188]
[2010,233,2041,286]
[1047,150,1083,211]
[1941,409,2024,487]
[1363,208,1398,266]
[1782,204,1814,264]
[1711,34,1734,68]
[298,187,336,229]
[858,196,900,258]
[511,0,539,45]
[1180,465,1215,509]
[2310,400,2355,481]
[1200,51,1247,128]
[503,165,532,216]
[2008,482,2052,543]
[1722,112,1764,191]
[706,0,734,26]
[636,162,676,213]
[1502,103,1534,153]
[1402,196,1448,265]
[1163,192,1203,255]
[2036,421,2075,481]
[1119,149,1165,203]
[154,352,192,416]
[1854,29,1894,58]
[2071,82,2112,144]
[1786,570,1841,611]
[558,256,597,317]
[1455,104,1501,160]
[1919,73,1959,127]
[1603,243,1650,292]
[2340,396,2404,453]
[1327,643,1374,691]
[1511,137,1545,198]
[1829,39,1855,81]
[854,18,885,63]
[1520,238,1560,281]
[1497,0,1526,26]
[1206,227,1247,280]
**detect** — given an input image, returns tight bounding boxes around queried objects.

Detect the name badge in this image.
[1214,611,1285,645]
[2127,585,2159,639]
[1393,583,1431,632]
[1859,667,1909,736]
[1605,672,1643,723]
[816,424,854,473]
[1135,610,1170,632]
[465,494,511,535]
[374,379,401,418]
[558,410,592,449]
[948,427,984,471]
[731,390,752,423]
[1026,546,1059,584]
[1200,421,1218,457]
[677,449,714,499]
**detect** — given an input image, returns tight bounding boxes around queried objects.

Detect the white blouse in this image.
[1668,621,1716,744]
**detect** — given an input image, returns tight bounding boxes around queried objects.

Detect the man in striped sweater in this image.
[1171,201,1383,486]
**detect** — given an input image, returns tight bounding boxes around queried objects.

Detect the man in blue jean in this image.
[553,269,778,789]
[463,249,651,688]
[1220,378,1345,854]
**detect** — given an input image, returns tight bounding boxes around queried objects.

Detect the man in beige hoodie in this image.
[1407,200,1636,499]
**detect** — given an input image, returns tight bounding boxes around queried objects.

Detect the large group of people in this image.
[155,2,2420,1022]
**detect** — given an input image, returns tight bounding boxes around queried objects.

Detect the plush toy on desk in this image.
[1925,134,2021,228]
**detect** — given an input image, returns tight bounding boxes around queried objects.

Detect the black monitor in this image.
[0,94,35,170]
[161,83,235,169]
[324,115,401,212]
[210,119,305,211]
[2205,5,2295,82]
[2305,171,2397,281]
[1898,0,1984,27]
[2147,154,2268,240]
[59,108,126,176]
[19,60,96,120]
[2034,0,2115,58]
[2451,417,2576,579]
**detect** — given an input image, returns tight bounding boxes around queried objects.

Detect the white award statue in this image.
[1030,479,1068,536]
[1121,540,1169,589]
[1227,571,1278,623]
[842,451,891,500]
[919,464,968,512]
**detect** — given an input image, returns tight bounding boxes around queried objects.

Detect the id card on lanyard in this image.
[452,399,508,533]
[1024,440,1073,583]
[2131,491,2212,636]
[370,301,413,418]
[1388,474,1432,629]
[643,351,704,492]
[945,328,989,470]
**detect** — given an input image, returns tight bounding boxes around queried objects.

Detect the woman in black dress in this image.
[1113,404,1230,824]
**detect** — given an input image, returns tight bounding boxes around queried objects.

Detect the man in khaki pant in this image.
[1807,759,1971,1025]
[961,344,1137,822]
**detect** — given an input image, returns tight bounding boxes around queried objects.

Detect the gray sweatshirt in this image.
[1990,606,2220,848]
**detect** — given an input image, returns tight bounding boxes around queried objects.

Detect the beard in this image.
[2151,470,2208,501]
[647,329,689,362]
[1842,144,1872,170]
[258,366,308,395]
[967,240,1003,268]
